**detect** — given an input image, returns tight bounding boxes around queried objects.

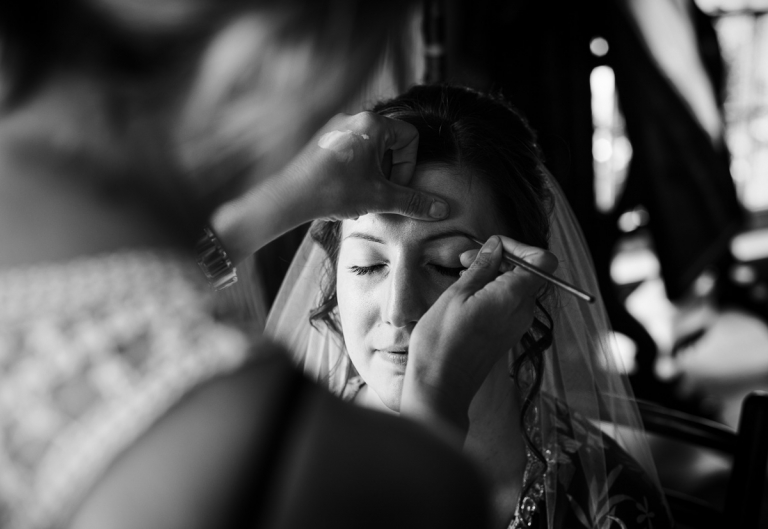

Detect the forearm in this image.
[209,176,315,265]
[209,112,448,264]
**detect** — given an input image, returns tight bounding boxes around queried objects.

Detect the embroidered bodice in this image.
[0,250,251,529]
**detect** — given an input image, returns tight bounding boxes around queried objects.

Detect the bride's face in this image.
[336,164,504,411]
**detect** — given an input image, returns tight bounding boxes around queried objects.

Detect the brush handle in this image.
[469,237,595,303]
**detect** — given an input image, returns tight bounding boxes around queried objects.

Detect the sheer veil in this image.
[265,170,663,527]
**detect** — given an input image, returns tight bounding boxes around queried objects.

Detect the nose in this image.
[383,263,428,329]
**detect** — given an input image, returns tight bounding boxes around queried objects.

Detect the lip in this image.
[375,348,409,366]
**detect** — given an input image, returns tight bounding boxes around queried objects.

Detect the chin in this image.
[370,377,404,413]
[381,394,402,413]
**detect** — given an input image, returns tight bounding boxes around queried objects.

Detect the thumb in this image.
[454,236,504,295]
[373,181,450,221]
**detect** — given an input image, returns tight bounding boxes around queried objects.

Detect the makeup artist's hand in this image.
[211,112,450,264]
[285,112,449,222]
[401,235,557,441]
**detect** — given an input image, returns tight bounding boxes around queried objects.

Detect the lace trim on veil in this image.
[511,401,547,528]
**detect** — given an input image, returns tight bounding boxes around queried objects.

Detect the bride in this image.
[267,85,672,529]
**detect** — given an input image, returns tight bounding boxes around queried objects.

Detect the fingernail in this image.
[429,200,448,219]
[480,236,500,254]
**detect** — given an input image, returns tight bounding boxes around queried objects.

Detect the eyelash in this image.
[348,265,384,276]
[347,264,463,278]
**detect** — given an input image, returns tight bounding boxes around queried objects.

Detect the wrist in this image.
[209,174,310,265]
[400,365,473,437]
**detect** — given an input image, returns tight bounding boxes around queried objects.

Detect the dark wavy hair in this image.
[310,84,555,492]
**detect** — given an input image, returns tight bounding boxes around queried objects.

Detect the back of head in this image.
[0,0,418,231]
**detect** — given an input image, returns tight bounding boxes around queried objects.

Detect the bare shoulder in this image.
[67,339,490,529]
[267,377,492,528]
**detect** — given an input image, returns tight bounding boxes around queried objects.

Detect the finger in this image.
[461,249,514,274]
[372,180,450,220]
[480,269,545,314]
[499,260,514,274]
[381,118,419,185]
[493,237,557,296]
[498,235,558,275]
[453,236,504,297]
[459,249,479,268]
[460,249,513,276]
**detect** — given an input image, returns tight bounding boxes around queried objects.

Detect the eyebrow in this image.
[343,228,479,244]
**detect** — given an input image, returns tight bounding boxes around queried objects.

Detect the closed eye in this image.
[432,265,464,278]
[348,264,386,276]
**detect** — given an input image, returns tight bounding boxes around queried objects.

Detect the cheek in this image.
[336,273,378,354]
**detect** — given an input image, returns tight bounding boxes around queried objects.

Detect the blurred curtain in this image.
[449,0,744,382]
[608,0,744,301]
[451,0,743,298]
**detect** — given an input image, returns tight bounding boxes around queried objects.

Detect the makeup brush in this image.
[469,237,595,303]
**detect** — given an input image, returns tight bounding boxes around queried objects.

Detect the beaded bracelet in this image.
[195,226,238,290]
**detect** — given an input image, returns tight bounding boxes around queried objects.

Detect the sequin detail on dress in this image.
[0,250,250,529]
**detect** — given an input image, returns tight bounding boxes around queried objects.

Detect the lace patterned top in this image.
[342,377,673,529]
[0,250,252,529]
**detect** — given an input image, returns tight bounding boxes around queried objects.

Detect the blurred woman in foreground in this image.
[0,2,504,527]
